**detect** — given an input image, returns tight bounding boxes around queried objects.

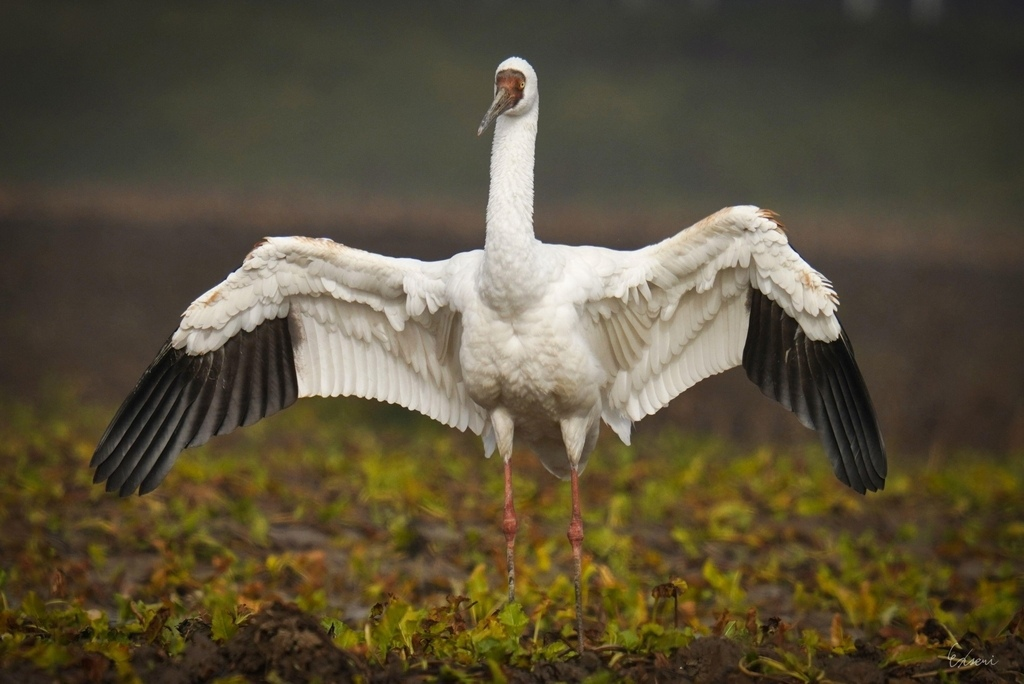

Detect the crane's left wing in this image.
[580,206,886,493]
[91,236,486,496]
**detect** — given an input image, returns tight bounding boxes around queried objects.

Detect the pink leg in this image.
[568,465,585,652]
[503,458,519,603]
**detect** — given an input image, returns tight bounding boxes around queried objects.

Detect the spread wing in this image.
[583,205,886,493]
[91,236,486,496]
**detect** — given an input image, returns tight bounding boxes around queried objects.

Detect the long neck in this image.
[482,108,540,307]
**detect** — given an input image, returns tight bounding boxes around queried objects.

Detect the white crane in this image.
[92,56,886,651]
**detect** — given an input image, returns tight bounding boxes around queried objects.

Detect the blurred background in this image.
[2,0,1022,457]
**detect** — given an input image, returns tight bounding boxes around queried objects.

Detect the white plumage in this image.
[92,57,885,650]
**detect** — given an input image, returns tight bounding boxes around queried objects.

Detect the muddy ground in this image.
[3,601,1022,682]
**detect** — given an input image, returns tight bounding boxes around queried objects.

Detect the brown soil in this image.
[3,602,1021,683]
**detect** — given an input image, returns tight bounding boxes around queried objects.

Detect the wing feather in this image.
[93,237,486,496]
[101,356,187,488]
[188,347,234,447]
[93,346,180,475]
[92,317,302,495]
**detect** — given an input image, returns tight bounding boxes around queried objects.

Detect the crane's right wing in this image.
[92,237,487,496]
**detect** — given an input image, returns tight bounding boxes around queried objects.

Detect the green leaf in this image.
[497,603,528,634]
[210,606,238,642]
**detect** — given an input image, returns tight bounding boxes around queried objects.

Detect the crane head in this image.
[478,57,538,136]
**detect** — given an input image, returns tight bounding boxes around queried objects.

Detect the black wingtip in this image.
[743,290,887,494]
[91,316,299,496]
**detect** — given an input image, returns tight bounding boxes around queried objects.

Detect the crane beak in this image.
[477,86,517,136]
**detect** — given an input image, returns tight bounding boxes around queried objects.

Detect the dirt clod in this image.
[139,603,365,684]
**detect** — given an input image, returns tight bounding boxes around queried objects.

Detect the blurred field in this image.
[2,2,1023,214]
